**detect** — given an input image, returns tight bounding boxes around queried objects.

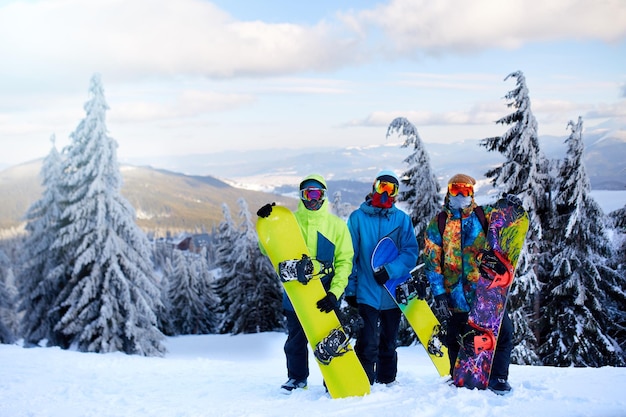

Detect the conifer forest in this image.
[0,71,624,368]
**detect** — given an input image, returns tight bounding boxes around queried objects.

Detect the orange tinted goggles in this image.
[448,182,474,197]
[374,180,399,197]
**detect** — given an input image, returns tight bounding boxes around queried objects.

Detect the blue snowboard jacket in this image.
[345,199,418,310]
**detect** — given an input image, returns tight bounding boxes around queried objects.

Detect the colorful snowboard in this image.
[256,205,370,398]
[372,237,450,376]
[452,196,529,390]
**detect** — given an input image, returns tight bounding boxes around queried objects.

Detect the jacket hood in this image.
[299,173,327,190]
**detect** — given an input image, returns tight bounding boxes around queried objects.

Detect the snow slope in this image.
[1,332,625,417]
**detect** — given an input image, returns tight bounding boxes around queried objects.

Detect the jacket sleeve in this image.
[328,217,354,299]
[344,212,359,297]
[384,213,418,280]
[423,215,445,297]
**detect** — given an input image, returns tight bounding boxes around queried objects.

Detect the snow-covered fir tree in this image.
[331,191,352,220]
[152,235,174,273]
[50,74,165,356]
[212,203,237,329]
[17,137,66,346]
[386,117,441,249]
[538,118,626,366]
[165,248,219,335]
[215,199,283,334]
[607,205,626,351]
[157,257,176,336]
[0,249,17,344]
[608,205,626,271]
[480,71,544,364]
[213,203,237,280]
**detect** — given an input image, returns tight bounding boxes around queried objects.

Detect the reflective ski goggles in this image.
[448,182,474,197]
[300,187,326,202]
[374,180,399,197]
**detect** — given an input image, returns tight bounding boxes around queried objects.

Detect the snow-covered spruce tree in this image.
[51,74,165,356]
[215,199,283,334]
[331,191,352,220]
[608,205,626,271]
[0,249,17,344]
[386,117,441,249]
[538,118,625,366]
[17,136,67,346]
[480,71,545,364]
[152,235,174,273]
[212,203,237,289]
[607,205,626,351]
[166,248,219,335]
[157,257,176,336]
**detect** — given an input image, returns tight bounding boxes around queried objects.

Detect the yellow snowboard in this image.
[372,237,450,376]
[257,205,370,398]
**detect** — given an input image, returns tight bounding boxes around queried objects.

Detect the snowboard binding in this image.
[477,249,514,290]
[427,323,448,357]
[278,254,314,284]
[458,322,496,355]
[395,264,429,304]
[314,327,352,365]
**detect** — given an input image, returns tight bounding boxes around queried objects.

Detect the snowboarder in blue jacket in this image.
[345,170,418,385]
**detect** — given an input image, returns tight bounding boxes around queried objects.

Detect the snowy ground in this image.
[1,332,625,417]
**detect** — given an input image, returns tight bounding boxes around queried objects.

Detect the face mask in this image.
[371,192,394,209]
[449,195,472,210]
[301,186,325,211]
[303,199,324,211]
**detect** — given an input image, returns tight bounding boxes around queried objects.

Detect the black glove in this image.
[504,193,523,208]
[432,294,451,321]
[317,292,337,313]
[504,193,524,218]
[344,295,358,308]
[256,202,275,218]
[373,266,390,285]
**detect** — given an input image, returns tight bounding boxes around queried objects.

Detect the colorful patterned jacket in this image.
[423,199,494,313]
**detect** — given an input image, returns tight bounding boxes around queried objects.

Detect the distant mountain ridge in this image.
[0,161,297,236]
[120,128,625,191]
[1,127,623,235]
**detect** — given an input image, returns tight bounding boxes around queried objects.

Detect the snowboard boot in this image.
[488,378,512,395]
[280,378,307,395]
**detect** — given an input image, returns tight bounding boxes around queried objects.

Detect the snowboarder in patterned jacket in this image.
[344,170,418,385]
[422,173,513,395]
[257,173,354,395]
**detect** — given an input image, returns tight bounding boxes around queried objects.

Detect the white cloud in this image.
[0,0,358,85]
[347,0,626,54]
[1,0,623,86]
[110,90,255,123]
[344,107,503,127]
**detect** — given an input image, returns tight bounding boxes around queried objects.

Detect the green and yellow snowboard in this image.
[372,237,450,376]
[257,205,370,399]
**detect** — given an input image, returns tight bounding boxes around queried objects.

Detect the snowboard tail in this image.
[257,205,370,398]
[452,197,529,390]
[372,237,450,376]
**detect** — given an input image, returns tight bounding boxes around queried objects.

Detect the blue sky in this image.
[0,0,624,167]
